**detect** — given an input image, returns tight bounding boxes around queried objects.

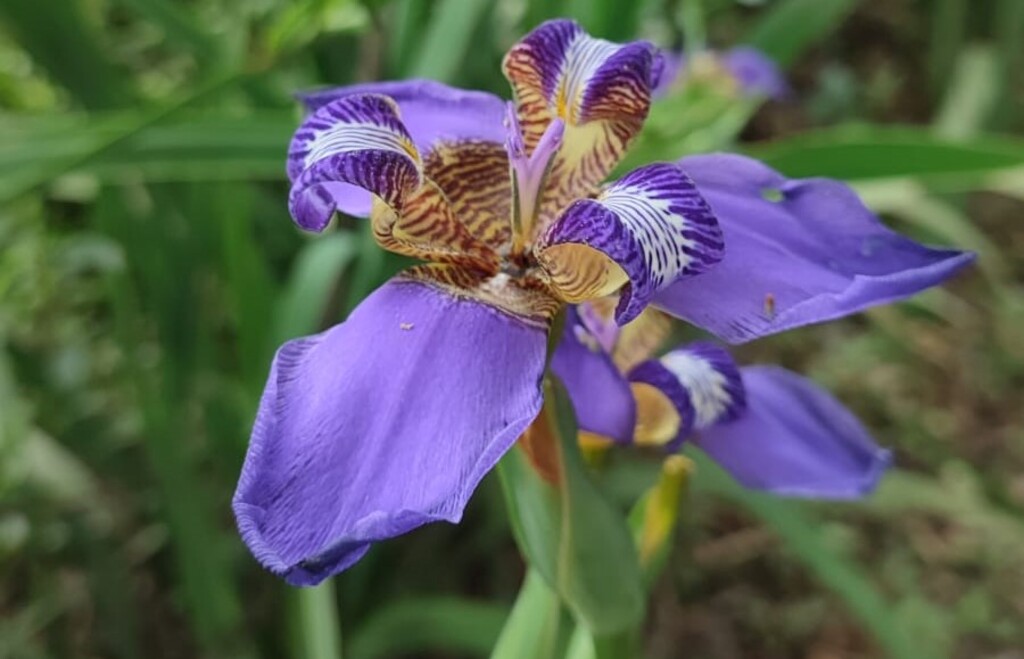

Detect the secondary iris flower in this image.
[233,19,973,586]
[554,302,891,498]
[658,46,790,100]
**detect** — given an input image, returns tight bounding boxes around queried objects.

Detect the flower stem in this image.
[490,569,562,659]
[290,581,343,659]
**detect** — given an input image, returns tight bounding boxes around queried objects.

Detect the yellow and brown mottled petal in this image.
[502,19,658,235]
[371,180,500,272]
[398,264,562,329]
[422,140,512,249]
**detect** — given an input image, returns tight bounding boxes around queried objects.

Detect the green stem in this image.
[291,583,343,659]
[490,569,562,659]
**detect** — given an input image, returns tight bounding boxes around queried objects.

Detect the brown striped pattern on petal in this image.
[502,20,657,238]
[371,181,501,273]
[399,264,562,329]
[422,140,512,249]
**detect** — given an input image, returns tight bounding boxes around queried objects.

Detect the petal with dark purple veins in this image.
[537,163,724,324]
[656,154,975,343]
[298,80,509,225]
[288,93,500,268]
[288,93,421,231]
[696,366,891,499]
[550,306,636,443]
[233,274,548,585]
[502,19,658,233]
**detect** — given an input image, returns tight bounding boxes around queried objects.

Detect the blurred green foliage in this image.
[1,0,1022,658]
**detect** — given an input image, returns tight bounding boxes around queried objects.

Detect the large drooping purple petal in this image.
[695,366,891,499]
[656,154,975,343]
[296,80,507,218]
[233,277,547,585]
[537,163,724,324]
[550,307,636,443]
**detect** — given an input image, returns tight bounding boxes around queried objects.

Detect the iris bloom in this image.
[659,46,790,100]
[555,302,890,498]
[233,19,973,586]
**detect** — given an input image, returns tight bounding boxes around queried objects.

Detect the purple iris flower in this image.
[657,46,791,100]
[233,19,973,586]
[554,303,891,498]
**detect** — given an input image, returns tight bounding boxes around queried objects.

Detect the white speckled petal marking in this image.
[660,349,738,429]
[627,342,745,449]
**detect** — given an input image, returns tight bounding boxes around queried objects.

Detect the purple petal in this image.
[696,366,892,499]
[629,342,745,450]
[293,81,506,219]
[299,79,507,151]
[652,48,789,100]
[288,94,421,231]
[656,154,976,343]
[537,163,724,324]
[721,47,790,101]
[233,277,547,585]
[550,307,636,443]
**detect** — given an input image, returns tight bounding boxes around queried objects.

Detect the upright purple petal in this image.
[656,154,975,343]
[233,276,547,585]
[696,366,891,499]
[537,163,724,324]
[294,81,507,219]
[503,19,658,233]
[550,307,636,443]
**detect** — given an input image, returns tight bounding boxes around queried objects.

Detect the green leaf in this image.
[408,0,493,82]
[108,0,221,64]
[497,380,645,635]
[746,125,1024,184]
[744,0,859,67]
[0,74,251,203]
[690,452,934,659]
[349,596,507,659]
[0,0,133,109]
[273,233,358,345]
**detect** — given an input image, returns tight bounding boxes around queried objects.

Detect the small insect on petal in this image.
[763,293,775,319]
[400,322,415,330]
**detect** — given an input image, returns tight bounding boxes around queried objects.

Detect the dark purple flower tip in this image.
[697,366,892,499]
[233,277,546,585]
[656,154,976,343]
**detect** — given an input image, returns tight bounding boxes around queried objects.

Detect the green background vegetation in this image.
[1,0,1022,657]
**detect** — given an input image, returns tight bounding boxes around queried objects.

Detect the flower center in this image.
[504,104,564,257]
